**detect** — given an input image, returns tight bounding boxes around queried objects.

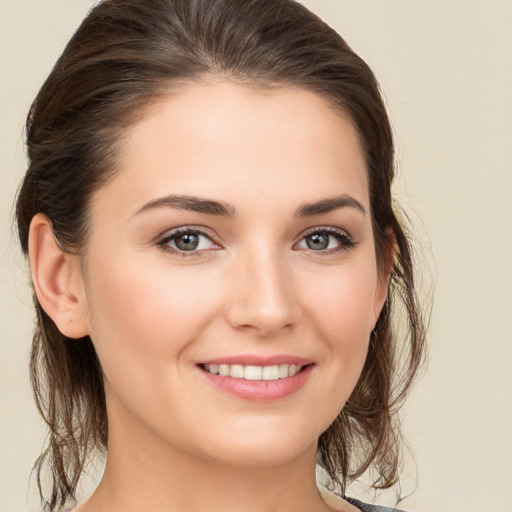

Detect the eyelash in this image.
[296,226,356,255]
[157,227,219,258]
[156,226,356,257]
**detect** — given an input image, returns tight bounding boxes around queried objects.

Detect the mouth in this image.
[197,360,314,401]
[199,363,310,381]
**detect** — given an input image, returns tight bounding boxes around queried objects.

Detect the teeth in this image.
[289,364,300,377]
[244,365,262,380]
[208,364,219,375]
[203,363,304,380]
[230,364,244,378]
[262,365,279,381]
[278,364,289,378]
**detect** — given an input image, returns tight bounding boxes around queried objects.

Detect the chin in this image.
[189,420,321,469]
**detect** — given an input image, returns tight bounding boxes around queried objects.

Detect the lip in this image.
[199,355,314,366]
[197,358,314,402]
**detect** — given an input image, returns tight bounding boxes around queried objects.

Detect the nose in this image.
[225,247,301,336]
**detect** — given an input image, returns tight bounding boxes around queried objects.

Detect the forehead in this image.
[94,81,369,217]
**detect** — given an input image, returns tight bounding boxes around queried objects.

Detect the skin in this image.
[30,81,389,512]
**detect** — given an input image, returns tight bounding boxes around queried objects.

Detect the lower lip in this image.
[199,365,313,402]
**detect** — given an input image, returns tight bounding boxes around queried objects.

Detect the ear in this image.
[28,213,89,338]
[373,227,396,321]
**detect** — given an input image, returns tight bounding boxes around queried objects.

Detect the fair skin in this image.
[29,82,389,512]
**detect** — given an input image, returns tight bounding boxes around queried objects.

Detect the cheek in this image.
[300,258,379,386]
[81,252,228,442]
[306,263,379,340]
[82,251,222,380]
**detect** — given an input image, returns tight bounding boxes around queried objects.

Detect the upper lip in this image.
[198,355,314,366]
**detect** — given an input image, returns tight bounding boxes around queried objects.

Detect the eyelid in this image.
[294,225,356,253]
[156,225,222,257]
[155,224,356,257]
[299,225,351,238]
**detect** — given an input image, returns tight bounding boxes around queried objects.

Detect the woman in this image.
[15,0,426,511]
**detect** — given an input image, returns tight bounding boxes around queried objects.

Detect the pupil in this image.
[307,233,329,250]
[176,233,199,251]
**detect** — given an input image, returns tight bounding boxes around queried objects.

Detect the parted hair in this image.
[15,0,426,510]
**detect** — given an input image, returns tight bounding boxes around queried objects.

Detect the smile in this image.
[203,363,303,381]
[198,360,314,401]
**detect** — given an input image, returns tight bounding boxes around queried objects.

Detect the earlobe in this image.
[28,213,89,338]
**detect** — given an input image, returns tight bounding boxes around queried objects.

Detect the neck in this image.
[80,405,332,512]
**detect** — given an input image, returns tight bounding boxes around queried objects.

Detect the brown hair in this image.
[16,0,427,510]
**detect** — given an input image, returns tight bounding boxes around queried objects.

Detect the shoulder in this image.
[346,497,407,512]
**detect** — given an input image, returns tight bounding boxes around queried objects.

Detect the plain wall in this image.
[1,1,511,511]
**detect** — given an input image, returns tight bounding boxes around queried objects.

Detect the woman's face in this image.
[77,82,388,468]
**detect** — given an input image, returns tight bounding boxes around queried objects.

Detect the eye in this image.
[158,228,219,255]
[295,227,355,253]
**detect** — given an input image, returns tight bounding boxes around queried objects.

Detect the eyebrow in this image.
[295,195,366,217]
[133,193,366,218]
[134,194,235,217]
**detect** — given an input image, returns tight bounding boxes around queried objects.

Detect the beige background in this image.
[1,1,511,511]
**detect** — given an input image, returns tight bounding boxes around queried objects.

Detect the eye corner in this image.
[294,226,356,254]
[156,226,222,258]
